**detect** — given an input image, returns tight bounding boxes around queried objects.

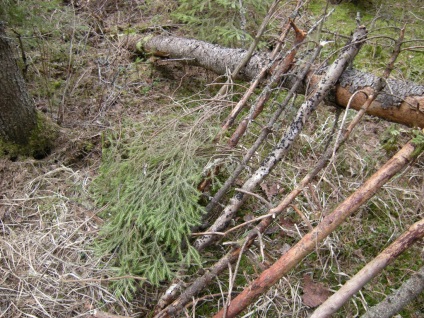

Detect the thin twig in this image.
[291,204,313,232]
[235,188,272,209]
[62,275,146,283]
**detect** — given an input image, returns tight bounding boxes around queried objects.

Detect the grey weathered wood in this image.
[137,35,424,128]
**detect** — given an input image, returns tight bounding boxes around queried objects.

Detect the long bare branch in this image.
[310,218,424,318]
[213,138,422,318]
[193,26,368,251]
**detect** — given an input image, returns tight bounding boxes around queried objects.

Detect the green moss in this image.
[411,128,424,157]
[0,111,59,159]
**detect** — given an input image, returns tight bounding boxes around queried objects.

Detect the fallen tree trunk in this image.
[133,35,424,128]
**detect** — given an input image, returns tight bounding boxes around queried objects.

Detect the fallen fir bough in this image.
[131,34,424,128]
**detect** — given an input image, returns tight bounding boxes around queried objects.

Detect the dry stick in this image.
[224,88,380,238]
[199,13,305,193]
[310,218,424,318]
[200,8,334,199]
[215,0,282,98]
[156,26,365,318]
[154,249,243,318]
[194,26,368,252]
[220,6,305,135]
[213,139,422,318]
[155,29,400,317]
[225,20,307,147]
[197,26,300,192]
[311,28,410,318]
[212,26,407,318]
[360,265,424,318]
[200,5,331,193]
[154,2,282,311]
[224,6,335,146]
[201,43,322,224]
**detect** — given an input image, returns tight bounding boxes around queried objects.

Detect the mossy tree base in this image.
[0,112,59,160]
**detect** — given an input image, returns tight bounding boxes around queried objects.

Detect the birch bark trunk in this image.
[132,34,424,128]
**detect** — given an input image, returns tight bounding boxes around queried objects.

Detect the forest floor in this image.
[1,0,423,317]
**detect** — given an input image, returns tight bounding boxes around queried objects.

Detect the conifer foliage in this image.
[172,0,275,47]
[91,111,216,297]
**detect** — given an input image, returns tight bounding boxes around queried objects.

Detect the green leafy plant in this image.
[91,111,217,299]
[380,124,405,154]
[411,128,424,157]
[172,0,274,47]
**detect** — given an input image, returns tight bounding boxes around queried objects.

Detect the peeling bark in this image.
[135,35,424,128]
[138,35,268,80]
[213,140,421,318]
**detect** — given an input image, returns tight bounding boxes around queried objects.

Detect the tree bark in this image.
[0,22,37,145]
[212,139,421,318]
[134,35,424,128]
[310,218,424,318]
[361,265,424,318]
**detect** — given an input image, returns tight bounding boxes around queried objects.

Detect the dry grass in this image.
[0,160,134,317]
[1,0,423,317]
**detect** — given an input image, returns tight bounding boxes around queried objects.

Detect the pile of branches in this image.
[95,1,424,317]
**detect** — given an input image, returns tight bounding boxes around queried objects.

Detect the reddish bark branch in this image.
[213,140,421,318]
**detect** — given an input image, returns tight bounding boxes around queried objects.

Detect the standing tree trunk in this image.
[0,22,58,159]
[0,22,37,145]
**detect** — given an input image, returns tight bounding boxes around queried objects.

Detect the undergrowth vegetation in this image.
[0,0,423,317]
[172,0,276,48]
[91,105,221,297]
